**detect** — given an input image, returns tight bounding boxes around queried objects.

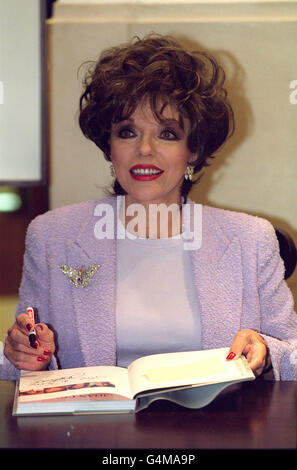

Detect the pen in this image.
[26,307,37,347]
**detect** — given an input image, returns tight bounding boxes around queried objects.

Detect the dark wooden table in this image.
[0,379,296,462]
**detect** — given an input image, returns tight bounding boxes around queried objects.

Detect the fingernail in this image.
[226,352,236,360]
[26,323,33,331]
[43,350,51,356]
[37,356,47,362]
[36,324,43,331]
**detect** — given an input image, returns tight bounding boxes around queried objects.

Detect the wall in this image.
[47,1,297,301]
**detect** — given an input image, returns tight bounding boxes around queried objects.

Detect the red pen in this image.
[26,307,37,347]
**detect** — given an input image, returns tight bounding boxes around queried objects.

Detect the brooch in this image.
[59,264,101,288]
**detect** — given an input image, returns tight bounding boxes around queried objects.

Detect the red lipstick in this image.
[130,164,164,181]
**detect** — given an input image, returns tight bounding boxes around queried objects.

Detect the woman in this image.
[2,35,297,380]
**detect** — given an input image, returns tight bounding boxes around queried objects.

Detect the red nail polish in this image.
[43,350,51,356]
[26,323,32,331]
[226,352,236,360]
[37,356,47,362]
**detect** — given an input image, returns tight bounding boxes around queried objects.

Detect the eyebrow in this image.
[114,116,185,130]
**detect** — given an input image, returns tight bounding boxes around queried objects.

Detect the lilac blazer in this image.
[1,197,297,380]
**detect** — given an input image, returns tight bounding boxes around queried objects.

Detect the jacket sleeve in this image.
[257,220,297,380]
[0,217,58,380]
[15,216,50,319]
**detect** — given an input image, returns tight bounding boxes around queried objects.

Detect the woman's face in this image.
[110,100,195,208]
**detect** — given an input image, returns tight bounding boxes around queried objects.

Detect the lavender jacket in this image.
[1,197,297,380]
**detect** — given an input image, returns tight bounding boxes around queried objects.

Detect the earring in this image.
[110,164,116,178]
[185,165,194,181]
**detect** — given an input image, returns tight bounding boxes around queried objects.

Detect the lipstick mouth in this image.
[130,165,163,176]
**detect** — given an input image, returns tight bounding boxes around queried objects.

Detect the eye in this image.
[160,128,179,140]
[118,126,135,139]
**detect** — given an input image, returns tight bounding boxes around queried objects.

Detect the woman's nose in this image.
[138,134,154,157]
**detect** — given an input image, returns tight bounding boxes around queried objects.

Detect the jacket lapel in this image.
[190,204,243,349]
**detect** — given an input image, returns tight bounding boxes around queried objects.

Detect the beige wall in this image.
[47,1,297,302]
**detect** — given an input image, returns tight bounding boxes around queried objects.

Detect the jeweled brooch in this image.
[59,264,101,288]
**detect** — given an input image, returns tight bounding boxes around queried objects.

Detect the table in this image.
[0,379,296,461]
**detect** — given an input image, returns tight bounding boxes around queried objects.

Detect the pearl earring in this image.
[185,165,194,181]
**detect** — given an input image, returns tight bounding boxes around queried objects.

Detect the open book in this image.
[12,347,255,416]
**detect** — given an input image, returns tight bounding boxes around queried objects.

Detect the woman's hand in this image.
[4,313,55,371]
[227,329,271,377]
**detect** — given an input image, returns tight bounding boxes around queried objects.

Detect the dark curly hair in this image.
[79,34,234,197]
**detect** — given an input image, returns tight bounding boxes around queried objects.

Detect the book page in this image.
[128,347,254,396]
[144,357,226,383]
[18,366,133,403]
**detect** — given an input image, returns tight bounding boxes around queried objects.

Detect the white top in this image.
[116,218,202,367]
